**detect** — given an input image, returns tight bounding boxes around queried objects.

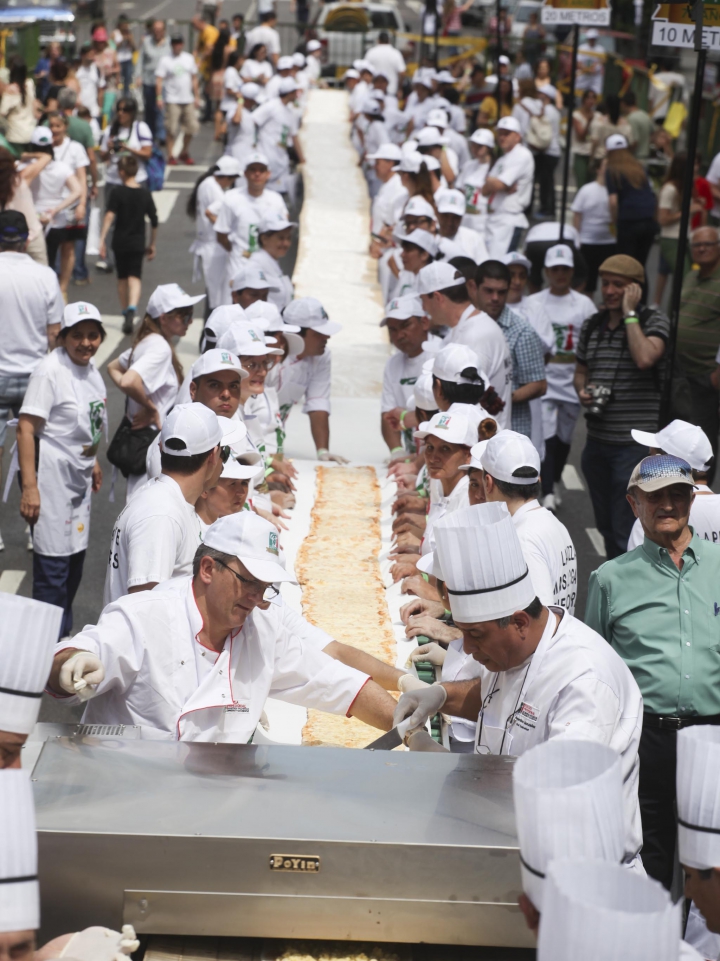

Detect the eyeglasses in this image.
[690,241,719,249]
[241,358,275,372]
[214,558,279,601]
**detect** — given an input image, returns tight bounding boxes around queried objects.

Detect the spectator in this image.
[590,94,634,161]
[522,11,545,67]
[115,18,137,96]
[620,90,653,163]
[0,147,46,264]
[99,155,158,335]
[0,209,63,549]
[139,19,170,141]
[672,226,720,481]
[75,43,105,120]
[241,43,273,86]
[244,11,282,68]
[605,134,658,275]
[47,112,89,297]
[91,25,120,116]
[535,83,561,219]
[34,44,53,103]
[252,79,304,197]
[576,28,605,96]
[44,60,76,112]
[210,28,236,140]
[230,13,245,47]
[653,152,697,310]
[364,31,406,96]
[155,34,200,166]
[586,453,720,891]
[571,157,616,295]
[571,89,598,189]
[0,58,36,154]
[513,49,534,82]
[477,77,514,128]
[574,254,669,558]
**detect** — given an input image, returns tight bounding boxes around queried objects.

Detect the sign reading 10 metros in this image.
[651,2,720,49]
[540,0,611,26]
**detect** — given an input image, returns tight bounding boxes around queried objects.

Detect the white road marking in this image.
[156,181,197,189]
[143,0,173,17]
[585,527,607,557]
[562,465,585,491]
[165,164,212,175]
[93,314,125,369]
[151,189,179,223]
[0,570,26,594]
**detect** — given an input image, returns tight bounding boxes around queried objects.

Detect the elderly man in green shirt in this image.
[586,453,720,893]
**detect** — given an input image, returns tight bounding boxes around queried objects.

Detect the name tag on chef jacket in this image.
[224,704,250,713]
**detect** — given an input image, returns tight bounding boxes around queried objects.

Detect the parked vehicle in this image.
[314,1,405,75]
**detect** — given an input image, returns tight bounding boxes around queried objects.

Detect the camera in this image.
[112,138,124,153]
[585,384,612,419]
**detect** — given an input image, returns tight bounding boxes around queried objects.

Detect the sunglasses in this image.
[117,105,135,113]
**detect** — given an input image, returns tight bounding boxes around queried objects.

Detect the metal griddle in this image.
[31,736,533,950]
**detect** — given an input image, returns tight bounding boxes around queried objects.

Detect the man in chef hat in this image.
[393,501,643,840]
[0,595,62,768]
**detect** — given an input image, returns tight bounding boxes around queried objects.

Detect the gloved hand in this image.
[397,672,430,694]
[393,683,447,733]
[59,924,139,960]
[406,642,447,667]
[259,709,270,732]
[317,449,349,464]
[406,730,450,753]
[59,652,105,700]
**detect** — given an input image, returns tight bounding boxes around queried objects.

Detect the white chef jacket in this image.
[103,474,202,606]
[442,637,483,743]
[471,607,643,862]
[512,499,578,615]
[56,575,369,742]
[446,304,513,429]
[249,248,294,311]
[0,252,63,378]
[275,352,331,421]
[628,498,720,551]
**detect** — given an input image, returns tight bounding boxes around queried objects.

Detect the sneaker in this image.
[25,524,33,551]
[122,308,135,335]
[72,276,91,286]
[95,260,113,274]
[182,154,194,165]
[554,488,563,508]
[0,529,4,551]
[168,157,179,166]
[542,493,556,513]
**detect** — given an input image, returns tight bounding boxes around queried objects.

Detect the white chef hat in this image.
[0,595,62,734]
[512,738,626,910]
[677,726,720,869]
[0,770,39,933]
[537,859,681,961]
[433,502,536,622]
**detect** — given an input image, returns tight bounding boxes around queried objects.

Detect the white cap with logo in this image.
[243,150,270,170]
[410,370,436,412]
[381,294,425,325]
[545,243,574,268]
[259,211,297,234]
[436,188,467,215]
[513,739,626,910]
[470,128,496,148]
[677,726,720,870]
[214,155,242,177]
[146,284,205,319]
[427,107,450,128]
[218,323,284,357]
[244,301,304,355]
[416,126,448,148]
[414,409,477,448]
[204,304,247,346]
[0,770,39,933]
[400,228,438,258]
[367,143,403,162]
[30,126,53,146]
[496,116,522,134]
[0,595,62,735]
[279,76,300,96]
[417,261,465,295]
[481,429,540,484]
[277,55,294,71]
[501,250,532,271]
[190,348,248,381]
[230,261,280,292]
[432,343,481,385]
[283,297,342,336]
[433,502,535,622]
[61,300,103,331]
[160,403,223,457]
[203,511,297,583]
[403,196,437,221]
[631,419,713,472]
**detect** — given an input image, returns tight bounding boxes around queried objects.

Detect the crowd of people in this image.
[3,8,720,960]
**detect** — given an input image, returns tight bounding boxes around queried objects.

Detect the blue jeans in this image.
[0,372,30,447]
[33,549,86,639]
[73,237,88,280]
[581,436,648,558]
[120,59,134,95]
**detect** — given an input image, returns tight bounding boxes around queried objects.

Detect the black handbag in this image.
[106,416,157,478]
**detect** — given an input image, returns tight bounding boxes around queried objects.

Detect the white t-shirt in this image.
[252,98,299,192]
[524,222,580,245]
[0,252,63,377]
[658,181,682,240]
[512,499,577,615]
[100,121,153,185]
[456,159,490,232]
[446,304,513,429]
[571,180,615,245]
[381,350,428,413]
[155,52,198,104]
[241,59,273,84]
[53,136,89,178]
[249,248,294,310]
[523,289,597,404]
[117,333,179,423]
[244,24,282,57]
[275,352,332,420]
[76,62,105,118]
[449,224,488,264]
[193,175,225,247]
[487,143,535,218]
[103,474,203,605]
[628,491,720,550]
[371,172,405,234]
[224,103,257,165]
[364,43,406,95]
[215,185,288,258]
[29,158,76,229]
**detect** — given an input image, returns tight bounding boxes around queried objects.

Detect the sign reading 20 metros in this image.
[540,0,611,26]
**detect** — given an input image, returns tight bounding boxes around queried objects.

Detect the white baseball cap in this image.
[218,323,284,357]
[481,429,540,484]
[306,39,321,52]
[203,512,296,584]
[606,133,629,151]
[230,261,280,292]
[585,27,599,38]
[412,71,434,89]
[460,439,489,472]
[499,54,511,65]
[630,420,714,472]
[292,52,306,67]
[433,344,482,385]
[403,196,437,221]
[427,108,450,128]
[415,410,478,448]
[435,70,456,84]
[279,76,300,95]
[190,348,248,382]
[356,59,375,75]
[393,152,441,173]
[216,415,249,454]
[147,283,205,319]
[345,68,360,80]
[411,370,436,411]
[221,455,263,481]
[401,228,438,258]
[283,297,342,336]
[496,116,522,134]
[367,143,403,162]
[470,127,496,148]
[160,403,223,457]
[31,126,52,146]
[361,97,383,117]
[204,304,247,345]
[61,300,103,330]
[241,82,262,101]
[244,301,304,355]
[381,294,425,325]
[545,243,574,268]
[277,55,294,70]
[259,211,297,233]
[243,150,270,170]
[416,126,448,147]
[436,189,466,215]
[537,83,558,99]
[417,260,465,295]
[502,250,532,271]
[214,155,242,177]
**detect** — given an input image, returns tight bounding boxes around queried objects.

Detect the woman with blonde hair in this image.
[107,283,205,498]
[605,133,658,271]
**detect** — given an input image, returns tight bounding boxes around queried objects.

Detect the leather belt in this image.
[643,713,720,731]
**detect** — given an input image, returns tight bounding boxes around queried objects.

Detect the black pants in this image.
[541,435,572,497]
[581,242,618,296]
[670,371,720,485]
[638,726,677,890]
[535,152,559,217]
[616,218,657,299]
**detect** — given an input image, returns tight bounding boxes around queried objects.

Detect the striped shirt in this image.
[575,306,670,445]
[496,305,547,438]
[677,262,720,376]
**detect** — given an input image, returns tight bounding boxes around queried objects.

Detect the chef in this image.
[480,430,578,613]
[48,512,397,741]
[0,594,62,768]
[393,502,643,821]
[14,301,107,638]
[0,769,41,960]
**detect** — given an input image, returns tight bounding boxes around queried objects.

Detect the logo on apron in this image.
[82,399,106,457]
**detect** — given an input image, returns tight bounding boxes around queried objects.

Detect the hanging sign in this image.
[540,0,611,26]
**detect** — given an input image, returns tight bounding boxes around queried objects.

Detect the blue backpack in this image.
[145,145,166,192]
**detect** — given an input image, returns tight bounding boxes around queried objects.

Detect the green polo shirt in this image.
[676,262,720,376]
[585,533,720,716]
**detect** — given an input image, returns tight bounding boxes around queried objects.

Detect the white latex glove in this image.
[393,683,448,732]
[59,925,139,960]
[58,652,105,700]
[406,729,450,753]
[397,672,430,694]
[406,642,447,667]
[317,449,349,464]
[259,709,270,731]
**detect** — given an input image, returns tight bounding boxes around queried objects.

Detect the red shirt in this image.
[694,176,713,230]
